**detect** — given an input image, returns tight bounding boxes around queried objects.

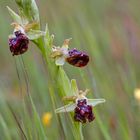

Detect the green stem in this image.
[36,29,84,139]
[79,123,84,140]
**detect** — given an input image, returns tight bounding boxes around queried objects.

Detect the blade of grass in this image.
[0,114,12,140]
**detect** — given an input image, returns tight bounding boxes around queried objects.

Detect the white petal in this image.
[55,103,76,113]
[87,99,106,107]
[55,57,65,66]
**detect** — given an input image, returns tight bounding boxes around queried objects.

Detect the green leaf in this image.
[29,95,47,140]
[0,114,12,140]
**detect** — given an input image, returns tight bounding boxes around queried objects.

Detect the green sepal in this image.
[7,6,22,24]
[88,99,106,107]
[27,29,45,40]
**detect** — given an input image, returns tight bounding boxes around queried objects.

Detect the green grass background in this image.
[0,0,140,140]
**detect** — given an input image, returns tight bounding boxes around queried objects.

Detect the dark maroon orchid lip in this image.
[74,99,95,123]
[66,48,89,67]
[9,30,29,56]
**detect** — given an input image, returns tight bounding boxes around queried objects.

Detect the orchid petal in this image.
[55,57,65,66]
[55,103,76,113]
[61,47,69,56]
[87,99,106,107]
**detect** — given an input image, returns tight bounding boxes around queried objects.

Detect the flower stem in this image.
[36,26,84,139]
[79,123,84,140]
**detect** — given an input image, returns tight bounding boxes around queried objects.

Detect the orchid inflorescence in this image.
[55,80,105,123]
[7,1,105,125]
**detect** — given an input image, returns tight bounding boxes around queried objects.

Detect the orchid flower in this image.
[7,6,45,55]
[55,79,105,123]
[51,39,89,67]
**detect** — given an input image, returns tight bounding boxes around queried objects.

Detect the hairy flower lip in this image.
[66,48,89,67]
[74,99,95,123]
[9,30,29,56]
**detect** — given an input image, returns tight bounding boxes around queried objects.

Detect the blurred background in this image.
[0,0,140,140]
